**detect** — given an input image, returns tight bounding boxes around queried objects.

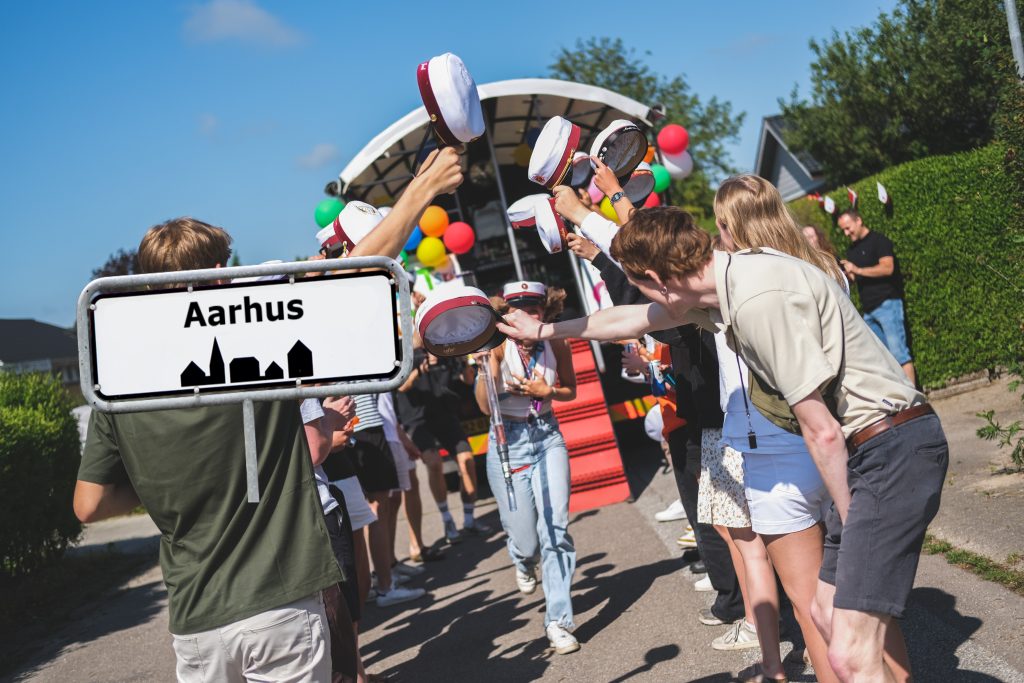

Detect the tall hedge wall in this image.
[0,373,82,578]
[791,143,1024,389]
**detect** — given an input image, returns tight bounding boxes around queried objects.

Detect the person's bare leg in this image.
[829,608,894,682]
[456,449,478,503]
[404,467,425,558]
[901,362,916,387]
[729,527,784,679]
[365,494,394,592]
[812,579,836,645]
[763,525,839,683]
[717,524,754,625]
[882,621,912,683]
[353,526,371,606]
[419,448,447,504]
[387,490,401,567]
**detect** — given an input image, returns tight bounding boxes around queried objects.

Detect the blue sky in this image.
[0,0,898,326]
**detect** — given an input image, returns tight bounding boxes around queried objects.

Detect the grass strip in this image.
[0,545,152,676]
[923,534,1024,596]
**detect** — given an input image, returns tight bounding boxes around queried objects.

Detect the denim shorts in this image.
[819,413,948,617]
[863,298,912,365]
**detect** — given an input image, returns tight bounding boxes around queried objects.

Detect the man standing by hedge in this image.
[838,210,916,386]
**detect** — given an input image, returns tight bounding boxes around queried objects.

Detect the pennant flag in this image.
[877,181,889,204]
[806,192,822,202]
[847,187,858,207]
[823,196,836,214]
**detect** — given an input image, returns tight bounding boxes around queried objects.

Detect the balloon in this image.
[657,124,689,155]
[663,150,694,179]
[513,143,532,167]
[643,192,661,208]
[644,145,656,164]
[587,177,604,204]
[416,236,447,267]
[404,226,423,251]
[443,221,476,254]
[419,205,449,237]
[314,198,345,228]
[526,127,542,149]
[599,197,618,222]
[651,164,671,193]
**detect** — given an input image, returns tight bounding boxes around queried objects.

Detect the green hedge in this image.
[791,143,1024,389]
[0,373,82,578]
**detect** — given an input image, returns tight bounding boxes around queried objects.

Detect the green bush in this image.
[0,373,82,578]
[791,143,1024,389]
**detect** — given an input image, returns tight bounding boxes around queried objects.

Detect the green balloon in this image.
[651,164,671,194]
[314,198,345,228]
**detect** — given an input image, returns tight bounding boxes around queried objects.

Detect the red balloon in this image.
[643,192,661,208]
[657,124,689,156]
[443,221,475,254]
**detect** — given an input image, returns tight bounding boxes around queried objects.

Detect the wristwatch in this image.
[610,191,625,203]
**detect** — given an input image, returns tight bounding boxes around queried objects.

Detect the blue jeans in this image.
[486,414,576,630]
[863,298,912,365]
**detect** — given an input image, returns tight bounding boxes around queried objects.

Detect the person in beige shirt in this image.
[499,177,948,683]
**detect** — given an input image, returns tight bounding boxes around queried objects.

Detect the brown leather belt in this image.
[847,403,935,451]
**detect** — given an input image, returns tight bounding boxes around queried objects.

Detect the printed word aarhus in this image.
[185,297,304,327]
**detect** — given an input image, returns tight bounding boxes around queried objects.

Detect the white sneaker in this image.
[545,623,580,655]
[711,619,759,651]
[676,530,698,548]
[393,561,425,577]
[515,567,537,595]
[655,499,687,522]
[375,585,426,608]
[694,575,713,592]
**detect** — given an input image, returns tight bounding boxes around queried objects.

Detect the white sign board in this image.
[88,271,401,401]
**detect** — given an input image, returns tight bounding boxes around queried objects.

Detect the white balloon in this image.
[644,404,664,442]
[662,150,693,179]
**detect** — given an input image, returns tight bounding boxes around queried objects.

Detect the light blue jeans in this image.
[863,298,912,365]
[486,413,576,630]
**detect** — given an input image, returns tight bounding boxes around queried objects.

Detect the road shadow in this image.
[903,586,1006,681]
[607,644,681,682]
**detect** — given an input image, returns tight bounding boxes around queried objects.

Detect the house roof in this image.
[0,319,78,364]
[755,114,823,179]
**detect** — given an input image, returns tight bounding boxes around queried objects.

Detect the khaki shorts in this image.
[171,592,330,682]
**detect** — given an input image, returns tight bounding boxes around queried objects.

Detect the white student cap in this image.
[416,53,485,145]
[528,116,581,190]
[415,282,504,357]
[590,119,647,182]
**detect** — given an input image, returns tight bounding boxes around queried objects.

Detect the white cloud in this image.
[198,113,218,136]
[184,0,303,47]
[296,143,339,169]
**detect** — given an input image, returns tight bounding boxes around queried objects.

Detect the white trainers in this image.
[545,623,580,655]
[515,567,538,595]
[393,561,426,577]
[676,530,698,548]
[711,619,759,651]
[376,585,426,608]
[655,499,687,522]
[694,575,714,592]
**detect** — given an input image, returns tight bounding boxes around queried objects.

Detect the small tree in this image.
[977,362,1024,471]
[91,248,138,279]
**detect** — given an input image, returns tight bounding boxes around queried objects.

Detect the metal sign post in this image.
[476,352,516,511]
[77,256,414,503]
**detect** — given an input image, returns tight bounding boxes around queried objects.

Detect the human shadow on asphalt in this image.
[571,557,679,643]
[903,586,1006,681]
[607,644,681,682]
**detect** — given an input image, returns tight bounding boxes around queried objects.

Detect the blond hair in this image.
[714,175,846,287]
[138,217,232,274]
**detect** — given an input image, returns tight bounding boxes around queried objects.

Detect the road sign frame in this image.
[77,256,414,414]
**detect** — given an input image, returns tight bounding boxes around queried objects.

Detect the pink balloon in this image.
[443,221,476,254]
[643,193,661,208]
[587,177,603,204]
[657,124,689,155]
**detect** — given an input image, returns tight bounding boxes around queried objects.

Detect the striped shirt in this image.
[353,394,384,432]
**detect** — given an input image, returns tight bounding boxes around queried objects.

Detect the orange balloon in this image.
[644,145,656,163]
[419,205,450,237]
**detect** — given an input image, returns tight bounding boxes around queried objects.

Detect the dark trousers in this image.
[324,505,360,681]
[668,424,745,622]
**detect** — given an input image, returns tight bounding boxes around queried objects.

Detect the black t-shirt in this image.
[845,230,904,312]
[395,350,466,428]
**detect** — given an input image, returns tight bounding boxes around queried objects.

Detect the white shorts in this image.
[330,476,377,531]
[742,449,830,535]
[387,440,412,492]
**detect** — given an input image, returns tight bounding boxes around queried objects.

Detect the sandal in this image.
[737,663,788,683]
[409,546,444,563]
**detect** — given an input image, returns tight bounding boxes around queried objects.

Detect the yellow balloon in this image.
[416,236,447,267]
[599,196,618,221]
[513,143,532,167]
[419,205,449,237]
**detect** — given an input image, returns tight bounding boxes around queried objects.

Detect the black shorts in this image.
[325,495,361,623]
[348,426,399,493]
[410,417,470,456]
[819,413,948,618]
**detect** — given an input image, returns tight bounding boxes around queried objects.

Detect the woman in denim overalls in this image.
[475,281,579,654]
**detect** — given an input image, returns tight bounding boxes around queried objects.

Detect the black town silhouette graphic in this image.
[181,338,313,387]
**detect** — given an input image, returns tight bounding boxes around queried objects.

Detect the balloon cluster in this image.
[405,204,476,269]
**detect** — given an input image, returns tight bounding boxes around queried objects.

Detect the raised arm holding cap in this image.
[592,158,635,226]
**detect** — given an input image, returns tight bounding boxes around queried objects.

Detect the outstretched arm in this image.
[497,303,685,343]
